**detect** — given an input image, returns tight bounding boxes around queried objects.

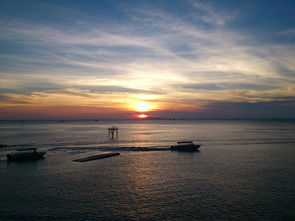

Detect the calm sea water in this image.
[0,120,294,221]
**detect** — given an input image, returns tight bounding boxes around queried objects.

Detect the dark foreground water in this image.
[0,120,294,221]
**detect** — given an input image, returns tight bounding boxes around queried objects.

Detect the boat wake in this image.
[49,146,170,152]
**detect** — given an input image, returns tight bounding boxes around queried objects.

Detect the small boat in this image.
[171,141,201,151]
[7,148,46,161]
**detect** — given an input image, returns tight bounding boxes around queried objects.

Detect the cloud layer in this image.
[0,0,295,119]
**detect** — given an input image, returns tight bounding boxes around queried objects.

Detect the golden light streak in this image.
[133,102,153,112]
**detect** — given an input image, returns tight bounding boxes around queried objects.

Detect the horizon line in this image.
[1,118,295,121]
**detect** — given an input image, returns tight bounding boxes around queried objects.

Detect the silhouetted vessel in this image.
[7,148,46,161]
[0,144,8,148]
[171,141,201,151]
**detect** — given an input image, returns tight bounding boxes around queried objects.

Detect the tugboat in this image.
[7,148,46,161]
[171,141,201,151]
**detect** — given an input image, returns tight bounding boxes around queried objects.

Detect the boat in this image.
[7,148,46,161]
[171,141,201,151]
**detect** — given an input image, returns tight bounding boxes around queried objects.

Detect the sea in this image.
[0,120,294,221]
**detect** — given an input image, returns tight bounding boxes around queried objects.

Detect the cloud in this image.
[276,67,295,78]
[201,101,295,119]
[0,94,31,104]
[278,28,295,35]
[153,100,295,119]
[181,82,279,91]
[69,85,163,94]
[190,0,235,26]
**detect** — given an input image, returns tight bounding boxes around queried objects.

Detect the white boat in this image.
[7,148,46,161]
[171,141,201,151]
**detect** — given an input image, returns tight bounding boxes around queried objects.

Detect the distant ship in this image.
[171,141,201,151]
[7,148,46,161]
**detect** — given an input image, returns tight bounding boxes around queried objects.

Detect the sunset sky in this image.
[0,0,295,119]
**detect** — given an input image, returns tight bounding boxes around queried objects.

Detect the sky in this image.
[0,0,295,120]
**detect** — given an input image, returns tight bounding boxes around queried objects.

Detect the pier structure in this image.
[108,126,118,139]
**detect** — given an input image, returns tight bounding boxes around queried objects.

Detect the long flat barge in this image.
[73,152,120,162]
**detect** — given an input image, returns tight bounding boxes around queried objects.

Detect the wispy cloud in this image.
[181,82,279,91]
[278,28,295,35]
[190,0,235,26]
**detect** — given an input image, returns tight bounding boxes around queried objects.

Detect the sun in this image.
[138,114,148,119]
[134,102,153,112]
